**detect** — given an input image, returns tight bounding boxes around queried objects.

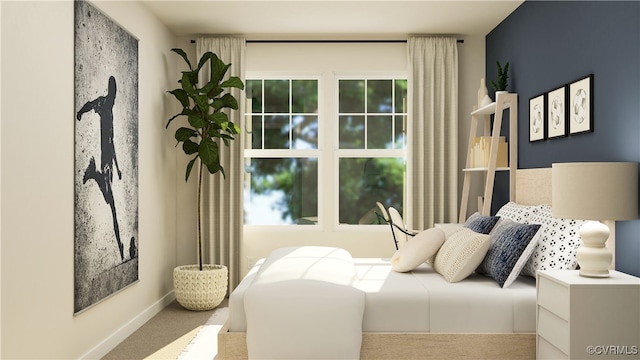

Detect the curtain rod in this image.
[190,39,463,44]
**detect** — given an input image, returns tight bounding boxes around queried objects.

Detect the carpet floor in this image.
[102,299,228,360]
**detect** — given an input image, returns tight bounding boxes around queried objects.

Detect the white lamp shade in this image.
[552,162,638,221]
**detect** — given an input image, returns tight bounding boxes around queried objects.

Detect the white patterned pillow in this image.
[434,228,491,282]
[496,202,540,224]
[521,205,585,277]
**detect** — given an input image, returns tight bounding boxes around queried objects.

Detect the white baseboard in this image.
[80,291,176,359]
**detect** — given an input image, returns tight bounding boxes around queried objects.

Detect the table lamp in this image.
[552,162,638,277]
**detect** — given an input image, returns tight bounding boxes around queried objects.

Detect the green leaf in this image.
[211,56,230,85]
[209,112,228,125]
[205,161,222,175]
[220,76,244,90]
[185,157,197,182]
[200,81,219,95]
[183,139,199,155]
[168,89,190,108]
[193,94,210,113]
[198,138,219,173]
[181,72,195,93]
[196,52,213,73]
[211,98,223,111]
[171,48,192,69]
[220,93,239,110]
[228,122,241,134]
[188,112,207,129]
[175,127,197,142]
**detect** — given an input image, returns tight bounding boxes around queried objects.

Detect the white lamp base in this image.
[576,221,612,278]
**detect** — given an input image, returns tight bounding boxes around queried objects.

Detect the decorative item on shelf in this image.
[166,48,245,310]
[552,162,638,278]
[490,61,509,94]
[469,136,508,168]
[477,78,488,107]
[480,95,493,107]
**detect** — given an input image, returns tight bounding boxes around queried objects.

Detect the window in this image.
[243,74,406,227]
[336,78,407,225]
[244,78,320,225]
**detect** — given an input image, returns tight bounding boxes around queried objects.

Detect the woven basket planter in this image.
[173,264,228,311]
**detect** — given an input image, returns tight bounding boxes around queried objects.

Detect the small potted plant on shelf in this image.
[490,60,510,94]
[166,48,244,310]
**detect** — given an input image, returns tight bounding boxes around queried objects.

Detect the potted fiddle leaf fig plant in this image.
[166,48,244,310]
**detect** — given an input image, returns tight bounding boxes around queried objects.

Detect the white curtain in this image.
[196,37,245,293]
[407,36,459,229]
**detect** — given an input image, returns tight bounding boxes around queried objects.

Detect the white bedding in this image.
[231,256,537,334]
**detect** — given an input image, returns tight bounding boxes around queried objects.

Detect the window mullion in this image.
[261,81,266,149]
[364,79,368,150]
[289,80,293,150]
[391,80,396,149]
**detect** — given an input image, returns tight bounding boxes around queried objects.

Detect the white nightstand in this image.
[536,270,640,359]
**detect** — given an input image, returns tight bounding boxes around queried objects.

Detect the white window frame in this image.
[244,71,407,231]
[333,73,408,231]
[244,72,324,230]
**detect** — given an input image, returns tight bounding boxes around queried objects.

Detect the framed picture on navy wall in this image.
[569,74,594,134]
[529,93,546,142]
[547,85,567,138]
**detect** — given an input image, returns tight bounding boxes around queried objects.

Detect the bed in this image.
[218,168,608,359]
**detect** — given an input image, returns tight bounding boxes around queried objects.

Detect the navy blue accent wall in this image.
[487,1,640,276]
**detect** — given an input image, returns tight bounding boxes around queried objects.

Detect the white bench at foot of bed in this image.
[242,246,365,360]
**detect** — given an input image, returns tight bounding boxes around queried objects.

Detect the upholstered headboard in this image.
[515,167,552,206]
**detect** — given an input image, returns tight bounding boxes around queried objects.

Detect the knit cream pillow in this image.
[434,228,491,282]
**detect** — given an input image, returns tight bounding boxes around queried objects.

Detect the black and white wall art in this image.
[529,93,546,142]
[547,85,567,138]
[74,0,139,314]
[569,74,594,135]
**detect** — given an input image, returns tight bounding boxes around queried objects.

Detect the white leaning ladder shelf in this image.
[459,92,518,223]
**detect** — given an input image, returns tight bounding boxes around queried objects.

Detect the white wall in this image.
[0,1,178,358]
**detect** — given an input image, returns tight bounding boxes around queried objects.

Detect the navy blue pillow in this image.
[463,212,500,234]
[477,219,541,287]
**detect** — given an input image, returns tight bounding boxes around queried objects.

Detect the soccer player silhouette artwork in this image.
[77,75,136,262]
